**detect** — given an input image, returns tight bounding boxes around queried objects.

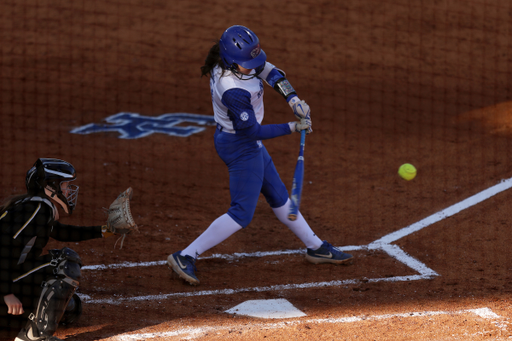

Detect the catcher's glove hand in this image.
[105,187,138,249]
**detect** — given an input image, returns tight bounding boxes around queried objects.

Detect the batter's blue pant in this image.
[214,128,289,228]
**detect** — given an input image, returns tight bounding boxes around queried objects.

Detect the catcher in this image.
[0,158,137,341]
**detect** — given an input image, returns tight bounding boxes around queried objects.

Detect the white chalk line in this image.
[379,244,438,277]
[80,177,512,304]
[369,177,512,247]
[80,275,427,305]
[114,307,503,341]
[81,246,365,271]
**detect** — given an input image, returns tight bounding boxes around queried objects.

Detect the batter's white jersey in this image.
[210,62,277,132]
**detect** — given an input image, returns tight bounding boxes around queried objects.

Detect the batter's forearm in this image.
[238,123,292,140]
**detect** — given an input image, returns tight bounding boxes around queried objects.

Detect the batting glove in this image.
[289,118,312,134]
[289,97,311,120]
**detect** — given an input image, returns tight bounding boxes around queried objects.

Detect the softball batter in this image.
[168,25,352,286]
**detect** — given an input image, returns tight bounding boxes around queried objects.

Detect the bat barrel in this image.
[288,130,306,221]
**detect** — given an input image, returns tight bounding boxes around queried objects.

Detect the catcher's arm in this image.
[103,187,138,248]
[101,225,115,238]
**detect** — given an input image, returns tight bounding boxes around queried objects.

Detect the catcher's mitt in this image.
[106,187,138,248]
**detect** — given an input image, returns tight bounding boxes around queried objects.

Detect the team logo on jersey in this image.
[240,112,249,121]
[250,45,261,58]
[70,112,216,139]
[257,80,264,99]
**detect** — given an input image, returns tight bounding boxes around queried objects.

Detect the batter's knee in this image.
[227,210,253,228]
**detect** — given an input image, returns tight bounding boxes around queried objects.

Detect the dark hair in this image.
[200,42,226,77]
[0,193,30,215]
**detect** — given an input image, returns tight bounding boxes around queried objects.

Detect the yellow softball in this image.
[398,163,417,181]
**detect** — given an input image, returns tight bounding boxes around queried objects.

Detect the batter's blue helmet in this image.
[219,25,267,70]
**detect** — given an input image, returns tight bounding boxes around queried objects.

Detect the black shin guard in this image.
[22,248,82,339]
[25,277,77,338]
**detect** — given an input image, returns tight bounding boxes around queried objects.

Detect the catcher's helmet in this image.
[219,25,267,71]
[26,158,79,214]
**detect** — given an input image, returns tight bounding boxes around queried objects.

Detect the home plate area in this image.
[77,178,512,340]
[225,299,307,319]
[113,303,506,340]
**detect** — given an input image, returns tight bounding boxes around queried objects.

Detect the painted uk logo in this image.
[70,112,216,139]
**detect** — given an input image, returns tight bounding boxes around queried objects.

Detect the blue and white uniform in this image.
[169,26,352,286]
[179,62,322,260]
[210,62,292,227]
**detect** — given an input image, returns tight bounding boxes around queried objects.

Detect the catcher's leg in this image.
[16,248,81,341]
[60,293,82,326]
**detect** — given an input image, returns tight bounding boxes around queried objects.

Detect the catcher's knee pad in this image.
[50,247,82,282]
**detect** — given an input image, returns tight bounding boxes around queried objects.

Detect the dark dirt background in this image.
[2,0,512,340]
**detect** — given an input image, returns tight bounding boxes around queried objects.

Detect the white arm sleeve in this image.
[258,61,283,84]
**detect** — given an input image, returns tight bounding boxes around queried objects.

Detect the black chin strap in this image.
[229,64,264,81]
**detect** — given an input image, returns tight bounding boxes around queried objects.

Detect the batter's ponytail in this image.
[201,42,224,77]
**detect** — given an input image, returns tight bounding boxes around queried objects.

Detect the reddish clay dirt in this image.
[2,1,512,340]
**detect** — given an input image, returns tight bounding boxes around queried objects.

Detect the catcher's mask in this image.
[219,25,266,79]
[26,158,79,214]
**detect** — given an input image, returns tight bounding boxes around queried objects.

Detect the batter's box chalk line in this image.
[113,307,504,341]
[80,177,512,304]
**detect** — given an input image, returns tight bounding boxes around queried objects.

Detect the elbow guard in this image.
[274,77,297,100]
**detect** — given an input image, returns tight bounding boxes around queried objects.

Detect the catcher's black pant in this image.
[0,254,55,329]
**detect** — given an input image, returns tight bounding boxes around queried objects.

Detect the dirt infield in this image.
[2,0,512,340]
